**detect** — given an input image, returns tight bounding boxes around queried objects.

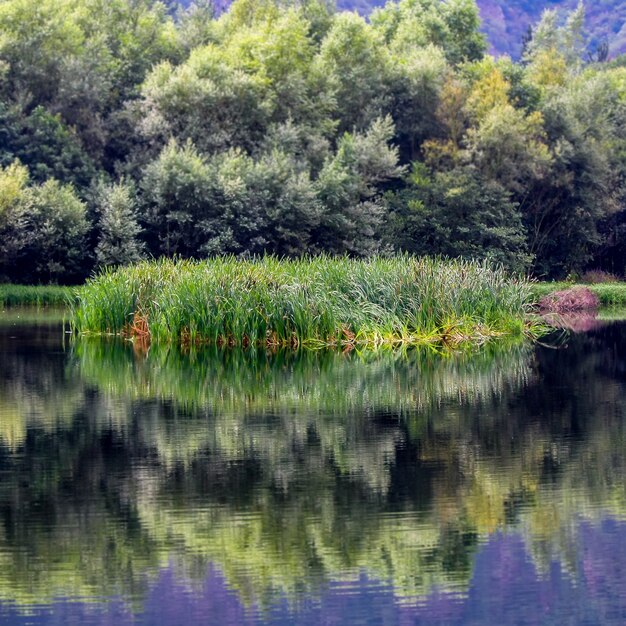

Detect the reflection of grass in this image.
[596,306,626,321]
[73,256,533,347]
[0,284,75,306]
[72,339,534,420]
[0,306,69,325]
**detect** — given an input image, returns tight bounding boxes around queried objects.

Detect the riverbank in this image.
[72,257,534,348]
[0,284,75,307]
[531,282,626,307]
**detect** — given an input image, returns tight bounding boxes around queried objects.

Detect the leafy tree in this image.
[314,116,404,255]
[387,44,448,161]
[0,0,180,161]
[0,105,96,190]
[139,46,273,155]
[372,0,486,66]
[523,73,621,276]
[14,180,90,283]
[0,161,29,279]
[317,12,391,133]
[524,2,586,68]
[141,140,320,257]
[0,0,624,282]
[386,164,531,273]
[95,181,145,268]
[141,140,215,257]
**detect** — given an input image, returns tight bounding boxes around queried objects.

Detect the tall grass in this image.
[72,256,534,347]
[0,284,76,307]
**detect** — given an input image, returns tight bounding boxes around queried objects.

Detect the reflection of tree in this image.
[1,325,626,609]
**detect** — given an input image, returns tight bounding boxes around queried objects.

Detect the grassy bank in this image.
[0,284,75,307]
[531,282,626,307]
[72,256,534,348]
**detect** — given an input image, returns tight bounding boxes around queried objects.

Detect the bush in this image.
[580,269,620,284]
[538,286,599,312]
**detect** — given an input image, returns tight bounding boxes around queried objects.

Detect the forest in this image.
[1,0,626,283]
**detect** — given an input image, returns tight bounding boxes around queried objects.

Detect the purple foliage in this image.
[539,286,599,313]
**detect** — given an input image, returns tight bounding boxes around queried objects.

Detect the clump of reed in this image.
[0,284,76,307]
[72,256,535,348]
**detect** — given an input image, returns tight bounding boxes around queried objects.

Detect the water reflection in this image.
[1,313,626,622]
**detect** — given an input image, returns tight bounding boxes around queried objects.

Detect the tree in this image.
[0,161,29,279]
[0,105,97,190]
[95,181,145,267]
[522,72,622,276]
[386,164,531,273]
[372,0,486,66]
[139,47,273,155]
[317,12,391,134]
[141,140,216,257]
[524,2,586,68]
[15,180,90,283]
[314,116,404,255]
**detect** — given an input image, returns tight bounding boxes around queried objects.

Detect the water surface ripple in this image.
[0,310,625,624]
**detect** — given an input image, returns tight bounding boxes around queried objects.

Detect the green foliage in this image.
[531,282,626,307]
[95,181,145,268]
[141,118,401,258]
[0,162,89,283]
[524,2,586,67]
[72,255,533,347]
[314,116,404,255]
[372,0,486,65]
[16,180,90,283]
[318,12,390,133]
[0,0,625,282]
[0,105,97,189]
[0,160,29,280]
[0,284,75,306]
[140,46,273,154]
[387,165,532,273]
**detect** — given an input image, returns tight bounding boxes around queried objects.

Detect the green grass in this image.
[0,284,76,307]
[531,282,626,307]
[72,256,535,348]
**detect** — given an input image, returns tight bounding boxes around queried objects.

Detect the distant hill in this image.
[342,0,626,57]
[475,0,626,57]
[180,0,626,58]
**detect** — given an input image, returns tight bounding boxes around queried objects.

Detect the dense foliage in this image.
[179,0,626,58]
[1,0,626,282]
[73,256,532,346]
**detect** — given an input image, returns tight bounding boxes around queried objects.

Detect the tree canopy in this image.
[1,0,625,281]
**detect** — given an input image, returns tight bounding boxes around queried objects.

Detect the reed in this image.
[72,256,535,347]
[0,284,76,307]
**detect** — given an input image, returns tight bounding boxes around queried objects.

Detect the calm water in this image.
[1,309,626,625]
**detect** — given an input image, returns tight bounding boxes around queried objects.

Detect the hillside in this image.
[348,0,626,57]
[476,0,626,57]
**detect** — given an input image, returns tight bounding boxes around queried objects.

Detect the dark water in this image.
[1,309,626,625]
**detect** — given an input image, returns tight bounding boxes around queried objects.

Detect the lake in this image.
[0,309,625,625]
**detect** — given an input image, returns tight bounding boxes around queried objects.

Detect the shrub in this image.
[538,286,599,312]
[580,269,620,284]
